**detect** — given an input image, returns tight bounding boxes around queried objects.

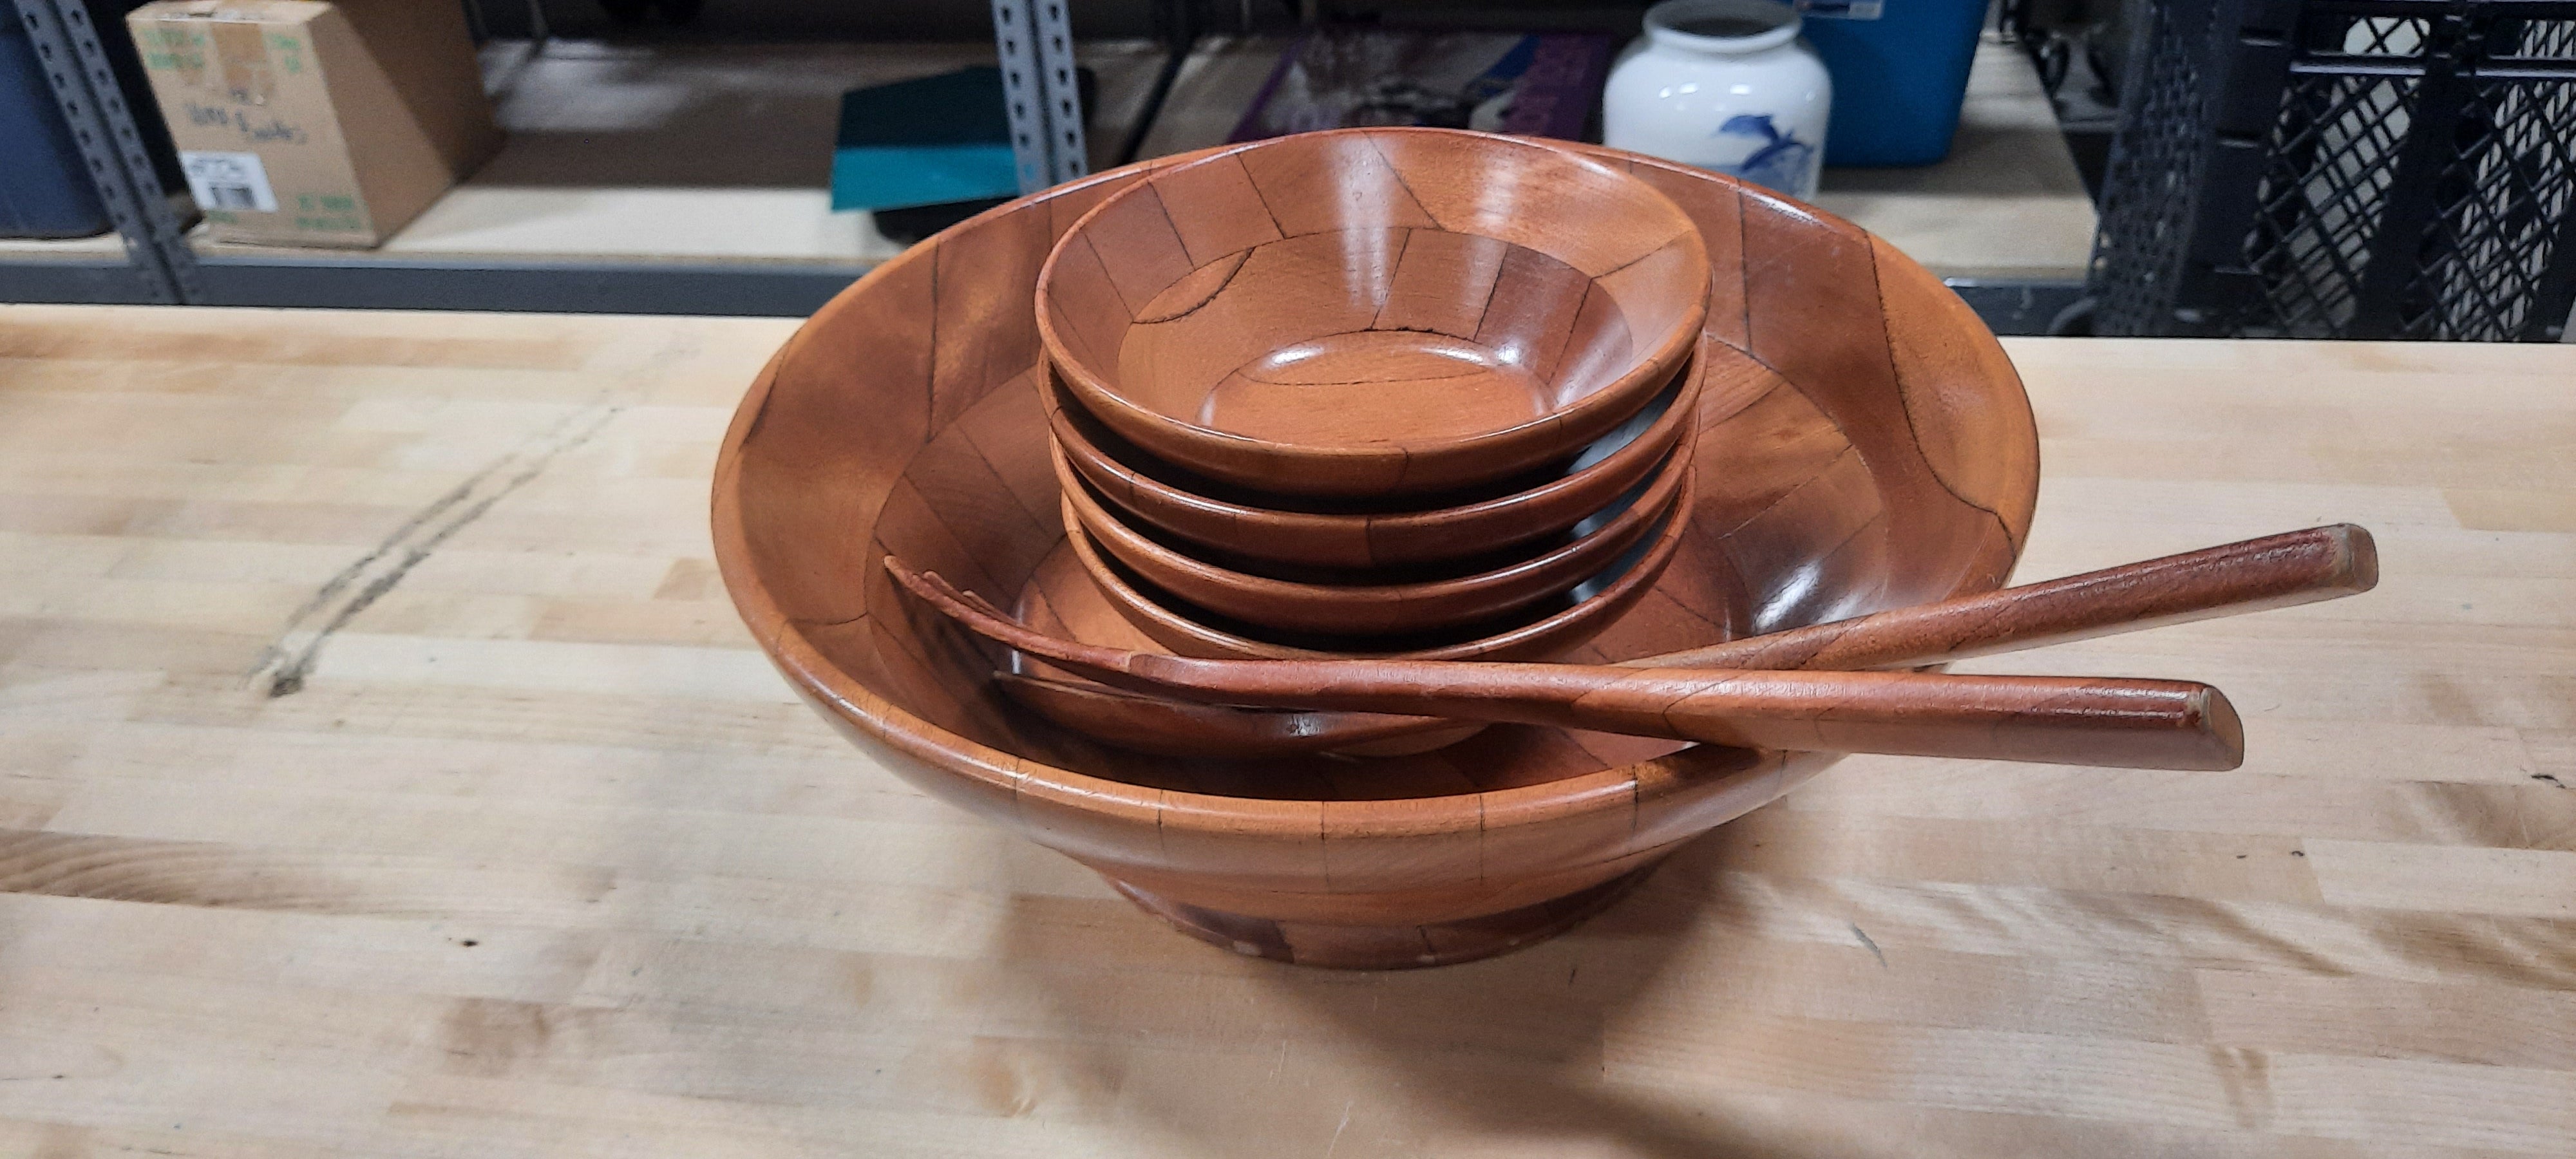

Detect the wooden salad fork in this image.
[890,525,2372,759]
[887,560,2250,771]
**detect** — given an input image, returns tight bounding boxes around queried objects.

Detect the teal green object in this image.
[831,66,1022,212]
[831,144,1021,213]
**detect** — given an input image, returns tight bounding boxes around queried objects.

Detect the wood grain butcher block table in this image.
[2,304,2572,1158]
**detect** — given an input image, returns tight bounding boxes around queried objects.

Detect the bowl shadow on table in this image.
[988,811,1804,1159]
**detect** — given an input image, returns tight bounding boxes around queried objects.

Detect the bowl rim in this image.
[1047,341,1709,567]
[711,144,2038,839]
[1061,468,1696,661]
[1032,126,1710,489]
[1055,428,1693,634]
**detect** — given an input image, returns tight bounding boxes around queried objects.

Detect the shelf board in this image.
[1809,41,2098,279]
[193,187,903,267]
[1142,36,2096,281]
[183,251,865,316]
[0,243,166,305]
[186,39,1179,273]
[154,35,2094,319]
[0,232,128,259]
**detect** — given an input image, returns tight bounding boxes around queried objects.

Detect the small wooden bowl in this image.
[1046,353,1705,571]
[1062,473,1692,661]
[1036,127,1709,498]
[1059,434,1692,638]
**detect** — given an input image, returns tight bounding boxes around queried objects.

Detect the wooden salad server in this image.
[985,670,1496,757]
[889,561,2248,771]
[1642,522,2375,673]
[895,525,2371,758]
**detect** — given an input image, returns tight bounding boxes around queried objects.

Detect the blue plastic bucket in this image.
[0,19,111,238]
[1797,0,1989,167]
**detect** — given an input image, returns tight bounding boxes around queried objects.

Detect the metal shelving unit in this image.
[183,254,874,315]
[8,0,193,303]
[7,0,2086,332]
[0,249,169,304]
[3,0,1115,317]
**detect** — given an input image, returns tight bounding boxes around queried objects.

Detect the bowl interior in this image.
[716,145,2036,806]
[1038,129,1707,451]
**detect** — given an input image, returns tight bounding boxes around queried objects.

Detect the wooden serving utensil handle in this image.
[1134,661,2245,771]
[887,560,2244,770]
[1654,523,2376,672]
[922,525,2374,759]
[989,671,1482,758]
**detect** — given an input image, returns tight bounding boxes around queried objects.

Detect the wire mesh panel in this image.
[2244,60,2418,334]
[2403,70,2576,337]
[2092,0,2576,340]
[2089,0,2217,332]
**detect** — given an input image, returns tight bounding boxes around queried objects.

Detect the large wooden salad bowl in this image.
[711,140,2038,968]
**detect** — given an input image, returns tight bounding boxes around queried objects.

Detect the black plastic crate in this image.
[2091,0,2576,339]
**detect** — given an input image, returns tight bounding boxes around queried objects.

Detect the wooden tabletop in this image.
[3,305,2571,1158]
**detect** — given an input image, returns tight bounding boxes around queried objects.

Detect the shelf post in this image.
[12,0,200,302]
[992,0,1088,193]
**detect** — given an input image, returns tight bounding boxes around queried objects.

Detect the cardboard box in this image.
[129,0,500,247]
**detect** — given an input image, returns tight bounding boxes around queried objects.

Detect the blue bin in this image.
[0,18,112,238]
[1799,0,1989,167]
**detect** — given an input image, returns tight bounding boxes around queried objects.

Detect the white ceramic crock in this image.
[1602,0,1833,198]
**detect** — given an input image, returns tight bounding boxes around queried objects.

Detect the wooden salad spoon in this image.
[895,525,2372,758]
[888,561,2249,771]
[1629,523,2375,673]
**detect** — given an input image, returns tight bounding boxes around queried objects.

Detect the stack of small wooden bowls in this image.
[1032,129,1714,661]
